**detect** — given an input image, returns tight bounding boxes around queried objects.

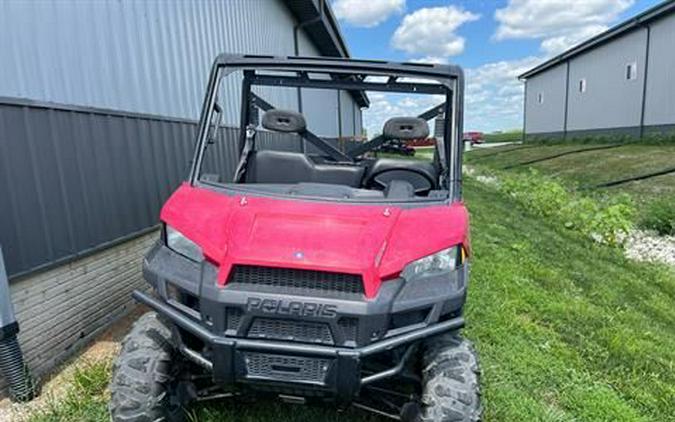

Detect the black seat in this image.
[244,109,364,187]
[246,150,365,187]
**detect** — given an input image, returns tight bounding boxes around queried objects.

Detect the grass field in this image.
[25,178,675,422]
[482,130,523,143]
[465,143,675,204]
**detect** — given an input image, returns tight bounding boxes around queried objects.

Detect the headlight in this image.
[166,225,202,262]
[403,246,463,280]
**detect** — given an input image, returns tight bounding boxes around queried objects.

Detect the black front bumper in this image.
[140,242,468,400]
[134,290,464,401]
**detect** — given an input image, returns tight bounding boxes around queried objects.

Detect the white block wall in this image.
[1,232,158,395]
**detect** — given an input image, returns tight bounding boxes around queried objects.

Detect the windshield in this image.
[195,65,456,203]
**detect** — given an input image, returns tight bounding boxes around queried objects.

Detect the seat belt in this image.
[233,124,257,182]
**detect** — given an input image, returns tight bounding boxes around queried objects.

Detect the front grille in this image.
[244,352,332,384]
[227,265,364,298]
[248,318,334,345]
[226,308,243,332]
[338,317,359,343]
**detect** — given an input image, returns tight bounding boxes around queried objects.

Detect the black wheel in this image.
[419,334,481,422]
[109,312,190,422]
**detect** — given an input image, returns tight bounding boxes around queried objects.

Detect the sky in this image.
[332,0,662,134]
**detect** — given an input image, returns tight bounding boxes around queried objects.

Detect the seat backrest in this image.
[383,117,429,140]
[246,150,365,187]
[262,110,306,133]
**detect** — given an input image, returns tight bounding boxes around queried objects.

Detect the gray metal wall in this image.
[0,0,363,278]
[0,99,195,278]
[644,12,675,126]
[567,29,647,131]
[523,11,675,138]
[524,63,567,134]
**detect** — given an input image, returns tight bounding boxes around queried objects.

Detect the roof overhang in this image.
[519,0,675,80]
[283,0,371,107]
[283,0,350,57]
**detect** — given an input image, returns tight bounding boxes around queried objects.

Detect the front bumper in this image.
[140,242,468,400]
[134,290,464,401]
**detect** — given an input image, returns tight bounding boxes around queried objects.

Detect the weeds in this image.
[639,196,675,235]
[488,168,636,245]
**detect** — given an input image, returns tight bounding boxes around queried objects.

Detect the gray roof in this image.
[519,0,675,79]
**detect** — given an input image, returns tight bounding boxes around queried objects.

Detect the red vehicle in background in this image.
[406,137,436,147]
[463,131,484,145]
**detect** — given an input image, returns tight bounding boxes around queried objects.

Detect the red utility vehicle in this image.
[109,55,480,422]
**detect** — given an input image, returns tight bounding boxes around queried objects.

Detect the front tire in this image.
[419,334,481,422]
[109,312,188,422]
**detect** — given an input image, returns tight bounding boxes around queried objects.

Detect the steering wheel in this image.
[366,169,435,195]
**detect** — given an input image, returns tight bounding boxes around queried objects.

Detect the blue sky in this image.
[332,0,662,133]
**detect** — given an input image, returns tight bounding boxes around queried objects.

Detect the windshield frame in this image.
[188,55,465,201]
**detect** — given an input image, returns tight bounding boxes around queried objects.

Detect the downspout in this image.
[639,23,650,139]
[521,78,528,142]
[293,0,325,152]
[563,61,570,140]
[0,246,37,402]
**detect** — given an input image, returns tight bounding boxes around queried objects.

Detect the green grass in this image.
[27,360,112,422]
[463,178,674,421]
[483,130,523,143]
[376,145,435,161]
[25,180,675,421]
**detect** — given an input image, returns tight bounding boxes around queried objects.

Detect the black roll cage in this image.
[189,54,465,200]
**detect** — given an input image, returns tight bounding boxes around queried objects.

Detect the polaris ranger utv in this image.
[109,55,480,421]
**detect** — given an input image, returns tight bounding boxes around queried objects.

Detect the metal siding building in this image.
[0,0,364,279]
[0,0,362,135]
[521,0,675,139]
[644,10,675,127]
[0,0,364,389]
[523,64,567,135]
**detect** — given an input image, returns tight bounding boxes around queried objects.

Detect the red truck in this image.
[462,131,484,144]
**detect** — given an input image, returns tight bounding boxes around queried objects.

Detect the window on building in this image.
[626,61,638,80]
[579,78,587,93]
[537,92,544,104]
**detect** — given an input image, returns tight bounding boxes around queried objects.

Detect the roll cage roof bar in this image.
[189,54,465,200]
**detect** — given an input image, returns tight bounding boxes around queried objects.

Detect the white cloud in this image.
[409,56,449,65]
[494,0,633,55]
[332,0,405,28]
[361,57,539,136]
[362,92,443,137]
[463,56,543,132]
[392,6,480,58]
[539,24,608,55]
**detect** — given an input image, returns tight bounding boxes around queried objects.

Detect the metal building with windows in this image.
[519,0,675,139]
[0,0,363,394]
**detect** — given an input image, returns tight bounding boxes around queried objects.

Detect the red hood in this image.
[161,184,469,298]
